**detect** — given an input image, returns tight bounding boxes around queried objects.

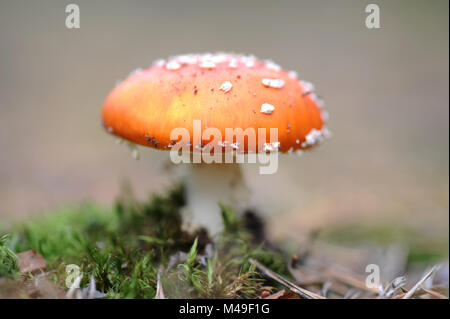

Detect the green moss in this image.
[0,235,19,278]
[11,204,112,265]
[1,184,287,298]
[163,236,264,299]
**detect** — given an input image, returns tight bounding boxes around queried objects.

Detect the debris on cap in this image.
[166,61,181,71]
[260,103,275,114]
[219,81,233,93]
[262,78,285,89]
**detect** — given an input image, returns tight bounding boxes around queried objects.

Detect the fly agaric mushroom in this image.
[101,53,329,234]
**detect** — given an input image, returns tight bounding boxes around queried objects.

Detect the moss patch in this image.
[0,184,288,298]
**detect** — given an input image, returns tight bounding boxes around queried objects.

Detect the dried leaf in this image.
[17,250,47,274]
[263,289,286,299]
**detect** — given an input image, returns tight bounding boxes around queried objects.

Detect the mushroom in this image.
[101,53,329,234]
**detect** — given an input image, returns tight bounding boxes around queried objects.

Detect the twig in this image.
[326,270,378,294]
[402,265,439,299]
[248,258,325,299]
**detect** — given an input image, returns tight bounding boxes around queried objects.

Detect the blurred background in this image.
[0,0,448,258]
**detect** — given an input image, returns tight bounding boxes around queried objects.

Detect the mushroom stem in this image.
[185,162,249,234]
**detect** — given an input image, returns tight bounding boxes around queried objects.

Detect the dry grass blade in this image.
[402,264,439,299]
[87,275,96,299]
[321,281,332,298]
[326,270,378,294]
[343,288,362,299]
[379,275,407,298]
[248,258,325,299]
[421,288,448,299]
[155,267,165,299]
[66,275,82,299]
[392,292,407,299]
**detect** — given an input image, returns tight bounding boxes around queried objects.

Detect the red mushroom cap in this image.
[101,53,329,153]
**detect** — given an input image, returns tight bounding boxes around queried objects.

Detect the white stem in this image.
[185,163,249,234]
